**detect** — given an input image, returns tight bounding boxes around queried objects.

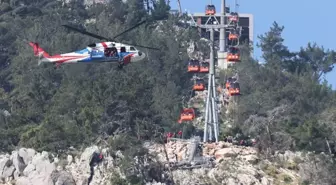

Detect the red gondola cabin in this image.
[227,47,240,62]
[228,82,240,96]
[188,60,200,73]
[205,5,216,15]
[229,33,238,41]
[228,12,239,23]
[178,108,195,123]
[193,79,205,91]
[199,62,209,73]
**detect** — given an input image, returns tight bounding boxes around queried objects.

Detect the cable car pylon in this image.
[189,12,228,143]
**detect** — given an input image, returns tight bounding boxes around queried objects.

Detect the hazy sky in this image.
[170,0,336,89]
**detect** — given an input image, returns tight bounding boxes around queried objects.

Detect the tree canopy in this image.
[1,0,336,160]
[221,21,336,155]
[0,0,196,152]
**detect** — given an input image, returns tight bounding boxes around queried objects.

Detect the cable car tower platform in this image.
[188,1,230,143]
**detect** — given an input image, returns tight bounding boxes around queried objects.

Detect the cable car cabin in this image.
[228,33,239,46]
[227,47,240,62]
[205,5,216,15]
[225,77,235,89]
[193,79,205,91]
[228,12,239,23]
[226,77,239,89]
[199,62,209,73]
[229,33,239,41]
[188,60,200,73]
[228,82,241,96]
[178,108,195,123]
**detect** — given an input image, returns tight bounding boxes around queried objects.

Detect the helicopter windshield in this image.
[129,46,137,51]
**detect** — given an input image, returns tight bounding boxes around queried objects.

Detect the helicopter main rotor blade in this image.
[121,41,159,50]
[62,24,110,41]
[62,21,159,50]
[63,20,148,41]
[111,20,148,40]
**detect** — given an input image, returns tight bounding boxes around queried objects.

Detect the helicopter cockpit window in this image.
[130,47,136,51]
[121,47,126,52]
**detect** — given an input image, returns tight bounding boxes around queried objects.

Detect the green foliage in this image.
[150,0,170,20]
[0,0,199,152]
[223,21,336,155]
[109,171,128,185]
[1,0,336,170]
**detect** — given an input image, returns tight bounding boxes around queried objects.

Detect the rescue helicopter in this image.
[28,20,159,69]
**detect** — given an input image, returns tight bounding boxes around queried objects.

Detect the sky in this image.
[170,0,336,89]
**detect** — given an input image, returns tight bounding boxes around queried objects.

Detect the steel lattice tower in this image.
[188,0,229,143]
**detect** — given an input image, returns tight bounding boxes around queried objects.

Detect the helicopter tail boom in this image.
[29,42,50,58]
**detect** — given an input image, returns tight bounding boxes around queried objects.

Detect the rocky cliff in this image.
[0,139,333,185]
[0,146,115,185]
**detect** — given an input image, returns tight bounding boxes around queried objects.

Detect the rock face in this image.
[0,146,112,185]
[144,140,267,185]
[0,142,332,185]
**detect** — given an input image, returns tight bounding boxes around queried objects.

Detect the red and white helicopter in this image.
[29,20,158,68]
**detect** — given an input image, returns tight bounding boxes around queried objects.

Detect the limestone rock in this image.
[51,170,76,185]
[11,151,26,174]
[18,148,35,165]
[0,142,309,185]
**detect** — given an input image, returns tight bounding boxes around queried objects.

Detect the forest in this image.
[0,0,336,162]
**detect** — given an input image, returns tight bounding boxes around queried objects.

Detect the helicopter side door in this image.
[103,47,120,62]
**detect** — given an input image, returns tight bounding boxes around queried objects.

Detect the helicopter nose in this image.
[138,51,145,59]
[130,51,146,63]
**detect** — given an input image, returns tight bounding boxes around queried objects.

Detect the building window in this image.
[239,17,249,27]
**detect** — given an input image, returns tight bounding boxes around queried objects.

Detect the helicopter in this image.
[28,20,159,69]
